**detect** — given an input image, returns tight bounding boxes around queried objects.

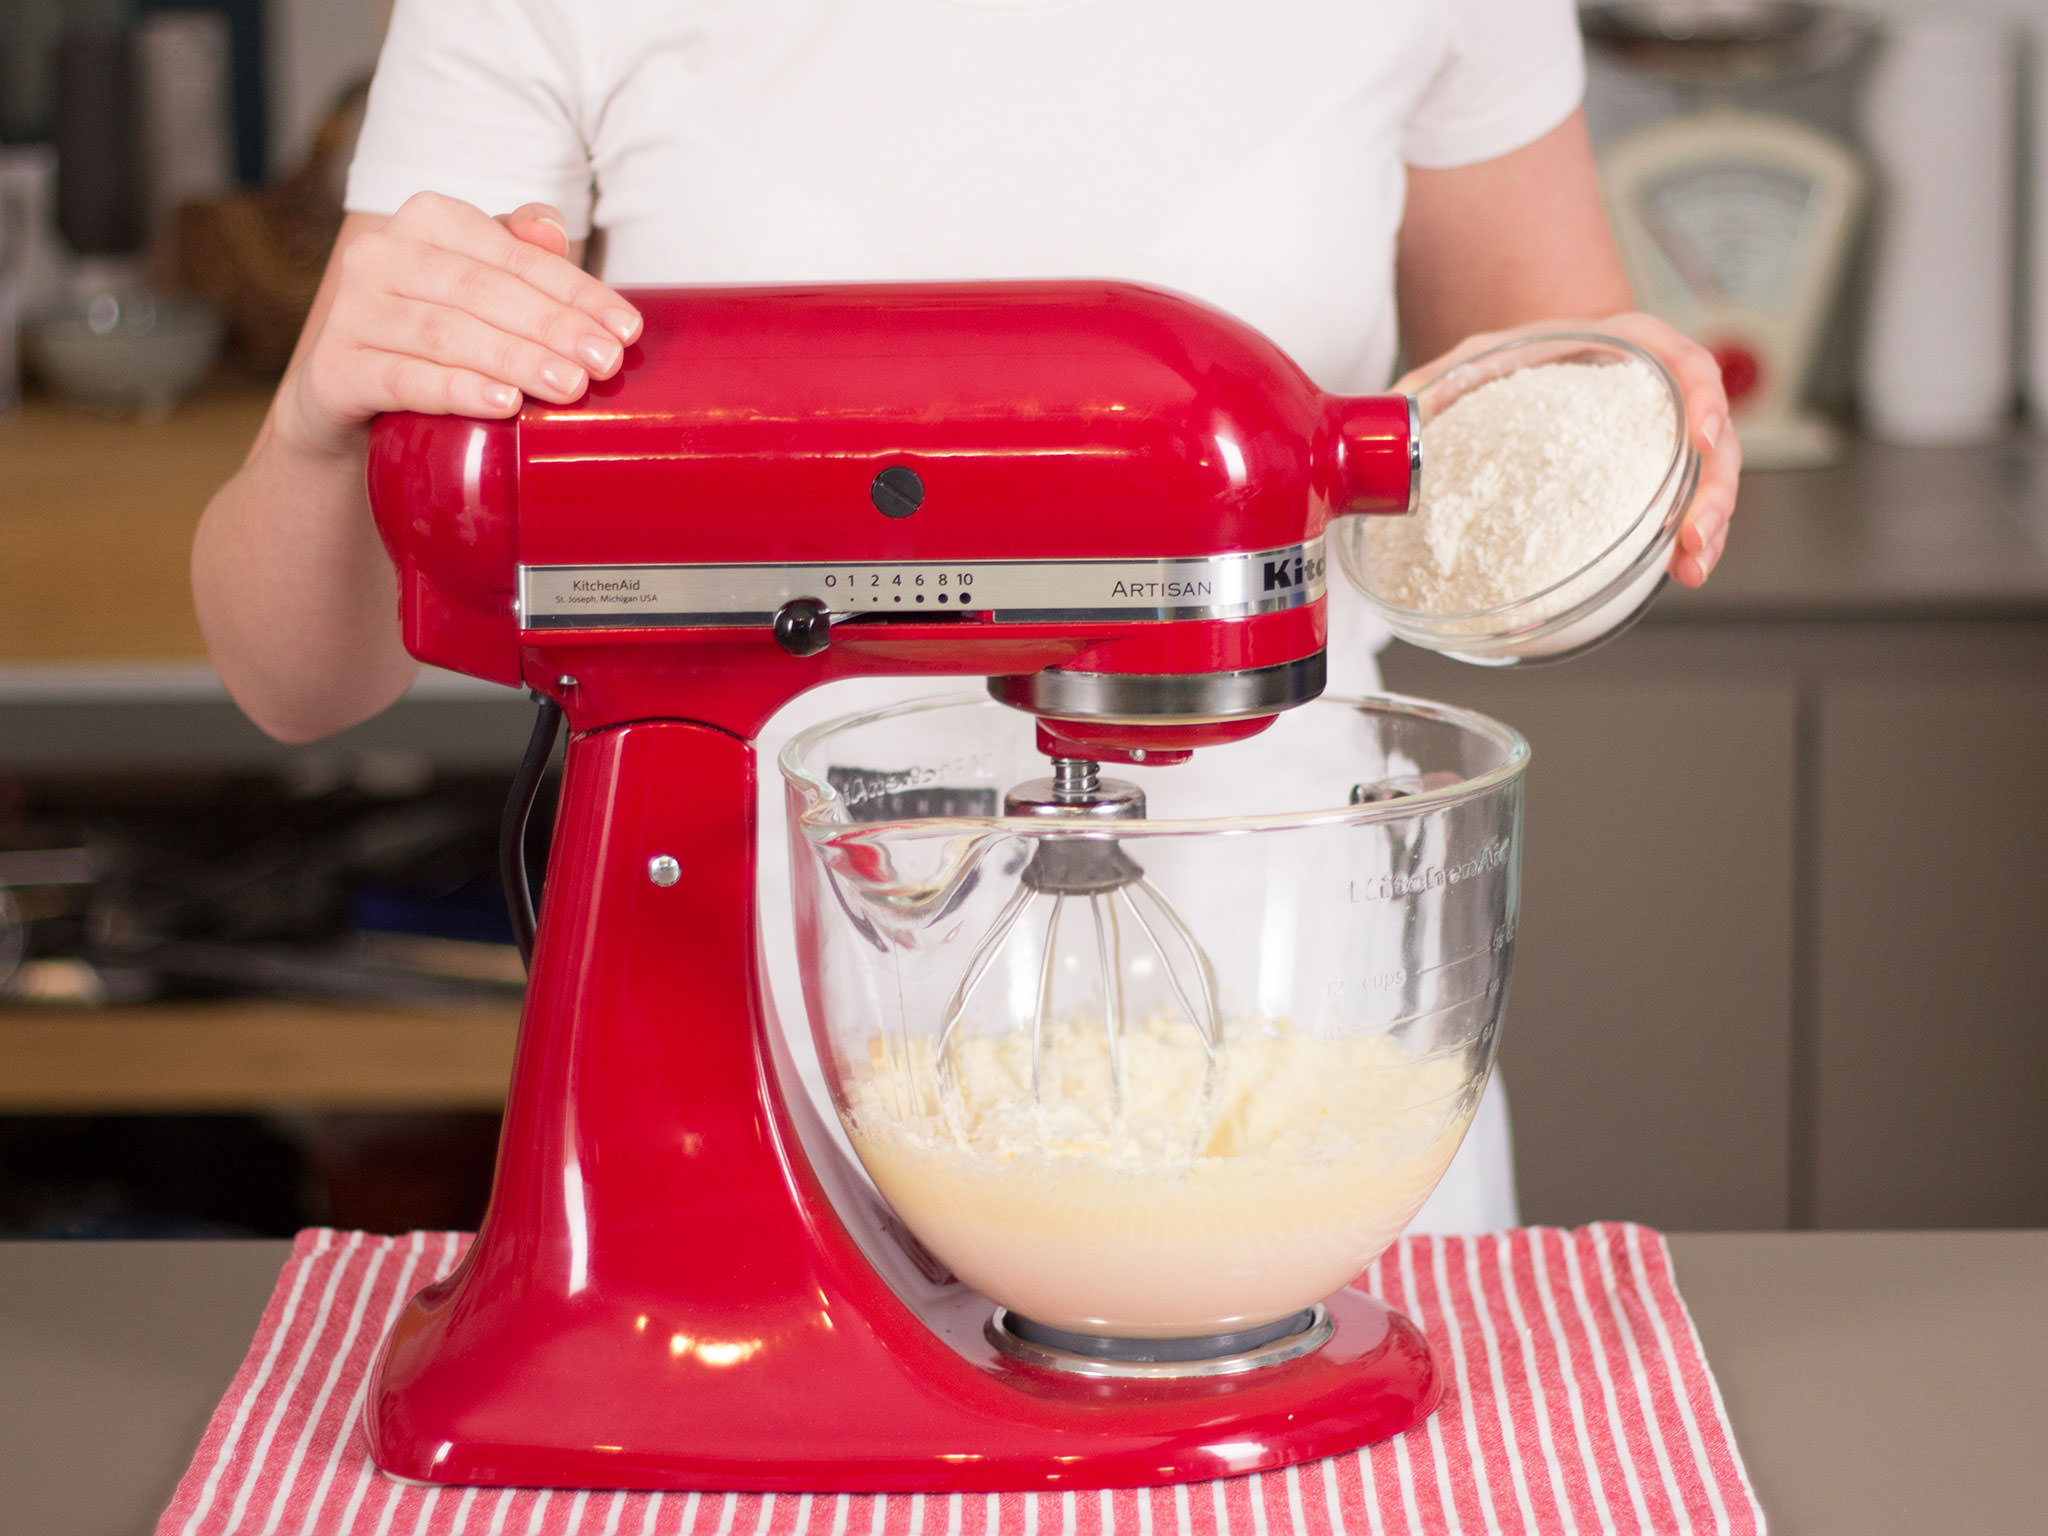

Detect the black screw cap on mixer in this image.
[773,598,832,657]
[870,465,924,518]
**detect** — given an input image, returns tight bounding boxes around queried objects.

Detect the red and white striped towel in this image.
[158,1225,1763,1536]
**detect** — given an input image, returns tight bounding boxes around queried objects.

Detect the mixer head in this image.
[366,281,1416,754]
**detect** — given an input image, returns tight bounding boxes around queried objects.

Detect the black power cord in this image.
[499,695,564,969]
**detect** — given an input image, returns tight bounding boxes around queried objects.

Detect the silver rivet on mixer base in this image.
[987,1305,1334,1379]
[647,855,682,887]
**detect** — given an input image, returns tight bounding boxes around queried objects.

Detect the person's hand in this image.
[1395,313,1741,588]
[277,192,643,460]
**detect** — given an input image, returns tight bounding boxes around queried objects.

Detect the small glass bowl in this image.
[1333,332,1700,667]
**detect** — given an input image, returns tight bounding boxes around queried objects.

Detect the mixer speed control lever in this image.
[772,597,833,657]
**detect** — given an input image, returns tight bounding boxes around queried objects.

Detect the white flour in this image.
[842,1013,1476,1337]
[1362,358,1676,616]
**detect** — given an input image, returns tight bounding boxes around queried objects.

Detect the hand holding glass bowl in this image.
[1334,330,1705,666]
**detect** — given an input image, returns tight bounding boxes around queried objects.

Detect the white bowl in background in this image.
[29,290,223,418]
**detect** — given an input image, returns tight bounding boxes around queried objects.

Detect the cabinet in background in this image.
[1386,620,2048,1232]
[1813,677,2048,1229]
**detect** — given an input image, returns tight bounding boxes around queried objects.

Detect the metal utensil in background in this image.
[0,773,532,1008]
[0,143,65,420]
[0,846,105,1000]
[1579,1,1871,86]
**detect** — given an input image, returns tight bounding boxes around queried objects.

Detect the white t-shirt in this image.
[347,0,1584,1234]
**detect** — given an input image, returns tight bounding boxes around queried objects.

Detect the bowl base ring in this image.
[987,1303,1335,1378]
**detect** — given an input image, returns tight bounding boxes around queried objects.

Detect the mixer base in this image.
[372,1278,1441,1492]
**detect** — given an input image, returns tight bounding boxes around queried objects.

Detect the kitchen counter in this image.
[0,998,519,1112]
[1655,435,2048,621]
[1,1231,2042,1536]
[0,382,270,663]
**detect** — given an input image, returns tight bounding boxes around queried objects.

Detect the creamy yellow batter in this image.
[842,1013,1478,1338]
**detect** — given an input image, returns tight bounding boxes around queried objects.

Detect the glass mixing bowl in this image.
[1333,332,1700,666]
[780,694,1527,1342]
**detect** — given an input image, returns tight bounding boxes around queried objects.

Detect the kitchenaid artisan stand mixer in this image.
[361,281,1457,1491]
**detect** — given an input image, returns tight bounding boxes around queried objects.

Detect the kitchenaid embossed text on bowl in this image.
[783,693,1527,1353]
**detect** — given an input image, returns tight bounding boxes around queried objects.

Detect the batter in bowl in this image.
[841,1013,1479,1338]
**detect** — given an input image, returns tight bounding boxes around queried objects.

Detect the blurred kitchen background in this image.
[0,0,2042,1240]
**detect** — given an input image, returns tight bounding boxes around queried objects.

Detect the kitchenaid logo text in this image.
[1263,551,1325,592]
[832,754,991,811]
[549,576,662,609]
[1346,838,1510,902]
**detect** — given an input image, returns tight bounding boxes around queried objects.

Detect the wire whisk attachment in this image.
[934,758,1221,1116]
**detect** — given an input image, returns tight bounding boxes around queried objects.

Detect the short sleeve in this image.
[1401,0,1586,170]
[344,0,595,236]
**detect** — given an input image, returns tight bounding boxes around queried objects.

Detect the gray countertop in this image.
[2,1231,2044,1536]
[1675,1231,2048,1536]
[1658,436,2048,621]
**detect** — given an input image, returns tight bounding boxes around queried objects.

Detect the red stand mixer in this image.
[363,281,1436,1491]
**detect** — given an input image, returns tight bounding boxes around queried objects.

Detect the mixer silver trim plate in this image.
[987,653,1325,722]
[1406,393,1423,514]
[517,540,1325,630]
[986,1304,1334,1379]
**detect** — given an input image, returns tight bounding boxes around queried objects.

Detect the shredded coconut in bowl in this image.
[1362,357,1678,617]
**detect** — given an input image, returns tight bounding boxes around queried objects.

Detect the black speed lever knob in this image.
[773,598,833,657]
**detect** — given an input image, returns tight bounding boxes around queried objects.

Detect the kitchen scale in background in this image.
[1584,2,1872,468]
